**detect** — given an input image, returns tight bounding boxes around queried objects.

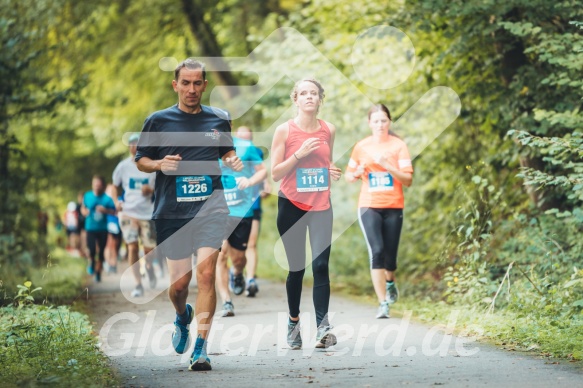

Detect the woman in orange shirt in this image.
[345,104,413,319]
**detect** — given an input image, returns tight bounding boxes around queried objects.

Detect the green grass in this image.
[0,247,119,386]
[0,304,117,387]
[393,297,583,361]
[1,247,88,306]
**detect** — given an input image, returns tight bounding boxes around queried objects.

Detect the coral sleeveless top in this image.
[280,119,332,211]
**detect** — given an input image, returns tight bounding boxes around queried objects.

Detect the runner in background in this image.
[81,175,116,282]
[76,191,88,259]
[64,201,81,255]
[216,129,266,316]
[105,183,122,274]
[113,133,157,297]
[271,79,342,349]
[233,126,271,297]
[345,103,413,319]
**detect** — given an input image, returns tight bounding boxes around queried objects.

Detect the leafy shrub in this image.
[0,304,116,387]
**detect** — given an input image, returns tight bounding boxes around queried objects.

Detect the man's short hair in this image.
[92,175,106,187]
[174,59,206,81]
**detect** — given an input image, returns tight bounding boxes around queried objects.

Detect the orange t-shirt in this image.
[346,135,413,209]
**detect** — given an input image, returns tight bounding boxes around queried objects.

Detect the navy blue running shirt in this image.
[135,104,235,219]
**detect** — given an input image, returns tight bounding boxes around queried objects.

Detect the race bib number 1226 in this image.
[176,176,212,202]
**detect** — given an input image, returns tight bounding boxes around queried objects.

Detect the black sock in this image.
[177,307,190,325]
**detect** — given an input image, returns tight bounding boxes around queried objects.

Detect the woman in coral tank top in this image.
[271,79,342,350]
[345,104,413,319]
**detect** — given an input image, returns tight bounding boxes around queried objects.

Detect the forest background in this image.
[1,0,581,365]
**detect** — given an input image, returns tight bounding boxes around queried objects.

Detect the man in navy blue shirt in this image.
[136,59,242,371]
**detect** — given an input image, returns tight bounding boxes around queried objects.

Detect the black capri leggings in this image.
[87,231,108,272]
[357,207,403,271]
[277,194,333,327]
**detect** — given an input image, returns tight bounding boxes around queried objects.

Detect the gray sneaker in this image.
[315,325,337,349]
[287,320,302,350]
[230,268,246,296]
[130,284,144,297]
[376,301,390,319]
[221,301,235,317]
[386,282,399,304]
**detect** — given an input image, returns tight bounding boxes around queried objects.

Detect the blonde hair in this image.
[290,78,325,104]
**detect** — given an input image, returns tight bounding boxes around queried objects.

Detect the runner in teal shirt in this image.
[217,135,266,316]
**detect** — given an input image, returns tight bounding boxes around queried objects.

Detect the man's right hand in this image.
[160,154,182,172]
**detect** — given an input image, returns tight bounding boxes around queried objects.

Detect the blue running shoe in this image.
[386,282,399,305]
[172,303,194,354]
[221,301,235,317]
[87,266,94,275]
[229,268,245,296]
[246,278,258,297]
[189,336,211,371]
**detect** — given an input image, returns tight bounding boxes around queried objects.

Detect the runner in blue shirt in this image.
[232,126,271,297]
[216,133,266,316]
[81,175,116,282]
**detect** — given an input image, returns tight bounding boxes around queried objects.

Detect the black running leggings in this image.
[357,207,403,271]
[277,194,333,327]
[87,231,108,272]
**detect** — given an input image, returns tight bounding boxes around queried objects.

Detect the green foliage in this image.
[511,130,583,202]
[0,304,116,387]
[1,0,581,366]
[1,247,88,306]
[13,281,42,308]
[0,0,100,269]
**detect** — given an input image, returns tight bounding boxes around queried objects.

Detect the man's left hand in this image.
[224,155,243,172]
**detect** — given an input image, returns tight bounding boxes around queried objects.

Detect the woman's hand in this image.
[330,163,342,181]
[294,137,320,160]
[376,152,397,174]
[353,163,365,178]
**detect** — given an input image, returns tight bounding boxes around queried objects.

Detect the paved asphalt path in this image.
[88,261,582,387]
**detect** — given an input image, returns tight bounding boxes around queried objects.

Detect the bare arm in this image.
[237,163,267,190]
[345,165,365,183]
[378,155,413,187]
[114,185,124,211]
[271,123,294,182]
[261,179,272,197]
[136,156,162,173]
[95,205,116,216]
[390,170,413,187]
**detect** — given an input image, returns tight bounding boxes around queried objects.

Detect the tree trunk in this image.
[181,0,239,98]
[0,99,9,233]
